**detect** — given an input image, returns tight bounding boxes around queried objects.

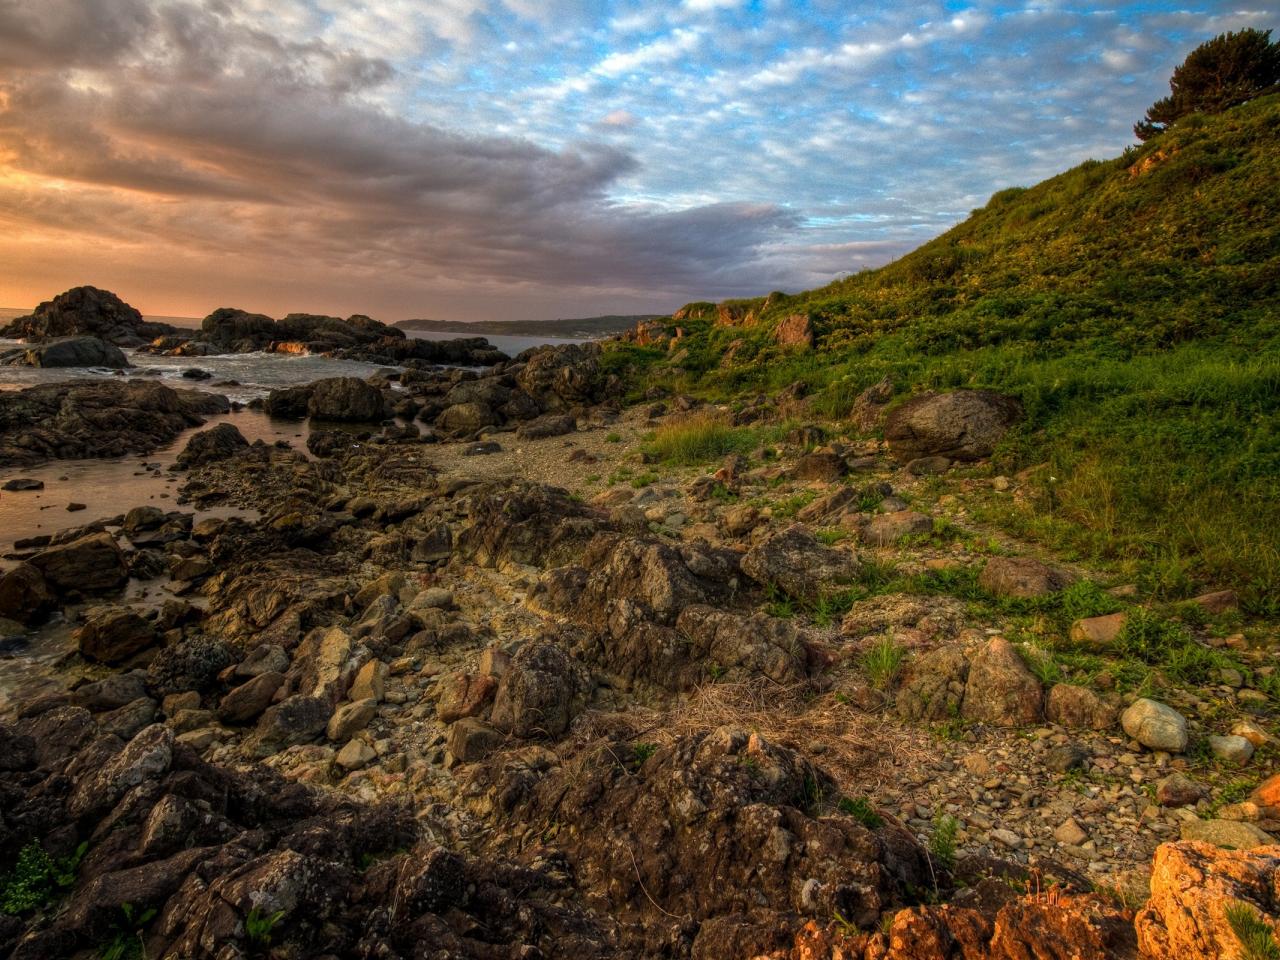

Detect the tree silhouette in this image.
[1135,28,1280,141]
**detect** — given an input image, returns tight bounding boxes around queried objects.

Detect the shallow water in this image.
[401,327,588,358]
[0,407,299,563]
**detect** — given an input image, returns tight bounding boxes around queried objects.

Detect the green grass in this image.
[606,95,1280,608]
[861,635,907,689]
[246,907,287,947]
[645,411,761,465]
[1226,901,1280,960]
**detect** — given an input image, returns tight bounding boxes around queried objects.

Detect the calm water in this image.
[401,327,588,358]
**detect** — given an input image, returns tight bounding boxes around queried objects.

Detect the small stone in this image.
[336,739,376,770]
[445,717,503,765]
[350,660,389,702]
[1045,742,1090,773]
[990,828,1022,849]
[1208,734,1254,766]
[1069,613,1126,648]
[1232,720,1269,747]
[1054,818,1088,846]
[328,699,377,741]
[1156,772,1204,807]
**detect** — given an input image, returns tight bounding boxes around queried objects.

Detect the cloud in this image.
[0,0,800,315]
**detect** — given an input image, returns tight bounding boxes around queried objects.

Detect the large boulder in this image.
[1,337,130,369]
[0,286,179,347]
[883,390,1022,463]
[489,640,590,738]
[741,524,858,600]
[75,607,159,664]
[175,422,249,467]
[1137,841,1280,960]
[979,556,1073,599]
[961,637,1043,726]
[0,562,57,625]
[30,532,128,594]
[307,377,389,422]
[1121,698,1188,752]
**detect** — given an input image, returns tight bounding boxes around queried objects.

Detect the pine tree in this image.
[1135,28,1280,140]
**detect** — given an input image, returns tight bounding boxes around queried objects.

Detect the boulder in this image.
[792,451,846,482]
[490,640,589,738]
[436,672,499,724]
[30,532,128,593]
[515,414,576,440]
[349,660,388,702]
[145,636,234,696]
[436,401,498,435]
[175,423,248,467]
[883,390,1022,463]
[863,510,934,546]
[251,695,331,755]
[849,375,894,432]
[0,562,56,625]
[0,286,178,347]
[75,606,159,664]
[961,637,1043,726]
[979,556,1073,598]
[1,336,130,368]
[217,672,285,724]
[336,739,376,770]
[327,699,377,741]
[1121,698,1188,752]
[68,723,174,818]
[741,524,858,600]
[1069,612,1127,647]
[1137,841,1280,959]
[307,377,389,422]
[896,647,970,721]
[446,717,504,764]
[263,384,313,418]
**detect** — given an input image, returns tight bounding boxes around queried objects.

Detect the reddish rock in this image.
[775,314,815,349]
[1070,612,1126,648]
[436,672,498,724]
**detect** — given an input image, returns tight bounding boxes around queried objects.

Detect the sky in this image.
[0,1,1274,322]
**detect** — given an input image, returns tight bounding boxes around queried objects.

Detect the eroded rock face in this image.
[896,647,969,721]
[1137,841,1280,960]
[883,390,1022,463]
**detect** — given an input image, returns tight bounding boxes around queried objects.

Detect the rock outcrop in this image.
[883,390,1022,463]
[0,337,131,369]
[0,287,180,347]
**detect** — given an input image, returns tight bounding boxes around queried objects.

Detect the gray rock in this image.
[883,390,1022,463]
[979,556,1072,598]
[75,607,159,664]
[1,336,130,369]
[307,377,389,422]
[175,423,248,467]
[446,717,503,765]
[1121,698,1188,752]
[1180,818,1275,849]
[961,637,1043,726]
[1209,734,1255,766]
[741,524,858,600]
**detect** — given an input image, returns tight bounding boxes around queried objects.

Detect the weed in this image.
[1,840,87,915]
[838,795,885,829]
[645,412,759,465]
[861,636,906,689]
[632,742,658,763]
[1226,900,1280,960]
[928,814,960,871]
[815,529,847,545]
[245,907,287,947]
[630,471,659,488]
[605,431,622,443]
[98,902,156,960]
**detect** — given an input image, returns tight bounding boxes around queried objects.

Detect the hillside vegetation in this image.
[605,94,1280,609]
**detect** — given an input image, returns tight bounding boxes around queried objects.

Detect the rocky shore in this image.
[1,336,1278,959]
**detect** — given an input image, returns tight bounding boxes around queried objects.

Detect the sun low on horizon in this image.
[0,0,1272,323]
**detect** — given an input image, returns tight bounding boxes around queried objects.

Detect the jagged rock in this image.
[455,482,604,570]
[68,723,174,818]
[490,640,590,738]
[217,671,285,724]
[175,422,248,467]
[0,563,56,625]
[75,606,158,664]
[0,379,230,467]
[350,660,388,702]
[841,594,965,642]
[251,695,331,755]
[327,699,377,741]
[145,637,234,696]
[436,672,498,724]
[307,377,390,421]
[1121,698,1188,752]
[264,384,313,418]
[71,673,149,711]
[514,342,608,410]
[741,524,858,600]
[896,647,970,721]
[0,336,130,368]
[961,637,1043,726]
[97,697,158,740]
[979,556,1073,598]
[1045,683,1116,730]
[850,375,894,432]
[447,717,504,764]
[1137,841,1280,959]
[511,727,929,947]
[29,532,128,594]
[883,390,1022,463]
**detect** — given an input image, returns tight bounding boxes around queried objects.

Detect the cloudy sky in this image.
[0,1,1273,322]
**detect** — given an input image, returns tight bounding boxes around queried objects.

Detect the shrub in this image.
[928,814,960,870]
[861,636,906,689]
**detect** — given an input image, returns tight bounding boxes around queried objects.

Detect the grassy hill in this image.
[605,94,1280,610]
